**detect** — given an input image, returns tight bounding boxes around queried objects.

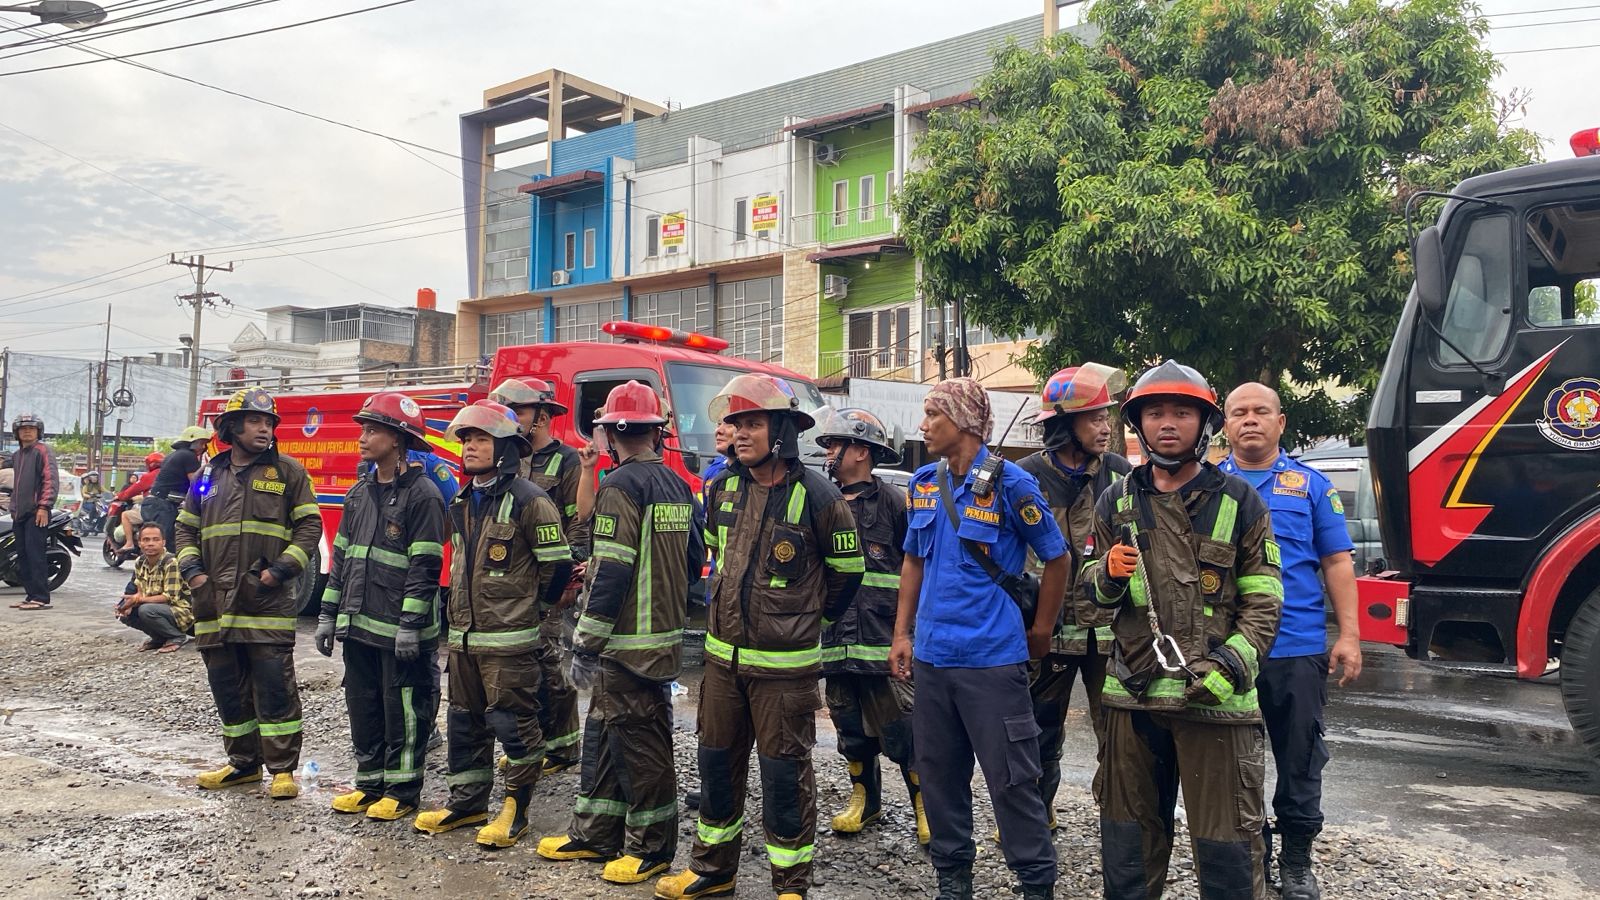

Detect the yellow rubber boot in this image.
[413,807,489,835]
[196,764,261,790]
[777,894,806,900]
[536,835,606,861]
[602,855,671,884]
[330,789,377,814]
[269,773,299,800]
[365,797,415,821]
[653,869,736,899]
[829,759,882,833]
[474,787,532,849]
[905,769,931,846]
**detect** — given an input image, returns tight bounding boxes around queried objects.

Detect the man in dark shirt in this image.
[144,426,211,551]
[9,413,57,610]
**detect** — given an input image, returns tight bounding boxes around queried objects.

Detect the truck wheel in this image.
[1559,587,1600,762]
[293,547,325,616]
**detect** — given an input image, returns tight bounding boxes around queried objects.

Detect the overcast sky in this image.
[0,0,1586,363]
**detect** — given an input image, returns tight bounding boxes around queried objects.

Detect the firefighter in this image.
[1221,383,1361,900]
[812,407,927,844]
[888,377,1070,900]
[175,389,322,800]
[655,374,863,900]
[490,375,585,774]
[536,381,705,885]
[413,399,572,848]
[1015,364,1132,826]
[1082,361,1283,900]
[315,392,447,822]
[144,425,209,551]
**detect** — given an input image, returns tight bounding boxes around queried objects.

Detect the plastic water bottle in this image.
[300,760,321,792]
[669,681,687,698]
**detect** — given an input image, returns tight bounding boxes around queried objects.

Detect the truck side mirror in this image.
[1415,225,1447,316]
[681,449,703,474]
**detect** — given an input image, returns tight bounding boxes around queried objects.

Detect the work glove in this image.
[1105,543,1140,583]
[569,652,600,691]
[1183,641,1250,706]
[314,615,336,657]
[394,627,420,663]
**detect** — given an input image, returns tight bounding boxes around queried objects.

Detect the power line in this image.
[0,0,292,60]
[0,0,422,77]
[1492,14,1600,29]
[1495,40,1600,54]
[1483,3,1600,17]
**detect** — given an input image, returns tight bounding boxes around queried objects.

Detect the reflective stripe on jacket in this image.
[703,462,864,679]
[174,447,321,646]
[821,476,906,676]
[323,463,446,650]
[573,451,705,682]
[447,474,571,655]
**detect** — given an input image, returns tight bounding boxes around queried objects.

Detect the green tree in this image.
[899,0,1540,445]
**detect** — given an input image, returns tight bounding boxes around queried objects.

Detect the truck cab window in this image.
[1437,212,1513,367]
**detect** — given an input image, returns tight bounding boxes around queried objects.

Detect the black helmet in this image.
[214,388,279,442]
[814,407,900,465]
[1122,360,1223,473]
[11,412,43,438]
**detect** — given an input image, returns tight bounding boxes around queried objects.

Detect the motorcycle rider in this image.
[175,389,322,800]
[114,452,167,558]
[490,375,586,774]
[1015,364,1131,826]
[655,374,863,900]
[413,400,572,848]
[813,407,927,844]
[8,413,58,611]
[1082,361,1283,900]
[145,425,212,551]
[317,392,447,822]
[536,381,704,885]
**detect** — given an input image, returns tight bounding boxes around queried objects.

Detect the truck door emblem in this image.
[1537,378,1600,451]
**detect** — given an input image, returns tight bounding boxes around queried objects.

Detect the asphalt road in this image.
[1053,640,1600,890]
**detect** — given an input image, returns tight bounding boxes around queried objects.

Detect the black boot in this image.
[1262,820,1279,892]
[936,865,974,900]
[1017,883,1053,899]
[1278,830,1321,900]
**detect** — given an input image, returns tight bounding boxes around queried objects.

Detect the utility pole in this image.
[110,355,130,477]
[0,348,9,455]
[169,254,233,419]
[90,303,111,472]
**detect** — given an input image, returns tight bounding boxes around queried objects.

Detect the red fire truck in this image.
[1359,130,1600,759]
[197,321,828,609]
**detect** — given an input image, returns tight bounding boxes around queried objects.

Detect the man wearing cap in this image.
[889,377,1070,900]
[175,389,322,800]
[490,375,586,773]
[1221,383,1360,900]
[1082,361,1282,900]
[1015,364,1132,827]
[413,400,572,849]
[145,425,212,551]
[655,374,863,900]
[316,392,447,823]
[813,407,927,844]
[537,381,704,886]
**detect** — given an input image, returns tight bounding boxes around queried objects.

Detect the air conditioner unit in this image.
[823,274,849,300]
[815,143,843,166]
[551,270,570,286]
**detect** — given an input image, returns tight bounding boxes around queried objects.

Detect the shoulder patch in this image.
[536,523,562,545]
[1019,500,1043,526]
[594,514,616,538]
[1326,488,1345,516]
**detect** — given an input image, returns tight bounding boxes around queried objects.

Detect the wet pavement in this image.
[0,557,1595,898]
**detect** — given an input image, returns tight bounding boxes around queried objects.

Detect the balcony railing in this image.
[821,344,916,381]
[794,204,895,246]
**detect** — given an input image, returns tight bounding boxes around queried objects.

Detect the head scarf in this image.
[926,377,992,442]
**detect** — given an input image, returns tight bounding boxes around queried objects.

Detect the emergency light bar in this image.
[602,320,730,352]
[1572,127,1600,157]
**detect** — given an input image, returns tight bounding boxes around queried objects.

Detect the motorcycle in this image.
[102,498,131,569]
[71,497,108,536]
[0,509,82,591]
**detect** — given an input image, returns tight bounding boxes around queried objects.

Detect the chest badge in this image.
[264,466,279,480]
[1199,570,1222,594]
[385,522,403,541]
[488,543,508,562]
[868,542,888,562]
[773,540,797,563]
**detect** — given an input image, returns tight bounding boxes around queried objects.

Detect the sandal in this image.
[15,600,50,610]
[157,638,188,654]
[138,638,160,652]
